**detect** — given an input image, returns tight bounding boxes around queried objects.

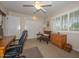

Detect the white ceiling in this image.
[0,1,79,18]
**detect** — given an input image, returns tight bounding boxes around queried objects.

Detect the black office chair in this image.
[4,30,27,58]
[9,30,26,46]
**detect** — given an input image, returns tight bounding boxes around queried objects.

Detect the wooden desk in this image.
[0,36,16,58]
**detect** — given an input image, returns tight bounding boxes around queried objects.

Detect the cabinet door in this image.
[50,35,53,43]
[52,34,59,45]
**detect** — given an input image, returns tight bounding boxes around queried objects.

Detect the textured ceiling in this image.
[0,1,78,18]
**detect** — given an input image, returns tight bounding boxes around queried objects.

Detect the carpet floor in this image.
[23,47,43,58]
[23,39,79,58]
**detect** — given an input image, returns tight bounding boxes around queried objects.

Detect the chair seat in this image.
[6,48,16,53]
[4,50,18,58]
[5,47,19,58]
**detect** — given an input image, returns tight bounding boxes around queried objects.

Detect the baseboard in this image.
[73,48,79,52]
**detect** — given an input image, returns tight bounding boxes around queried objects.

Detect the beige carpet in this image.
[23,39,79,58]
[23,47,43,58]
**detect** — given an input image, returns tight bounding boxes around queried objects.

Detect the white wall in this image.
[4,16,20,39]
[67,33,79,52]
[20,16,44,39]
[25,19,44,39]
[0,4,7,15]
[0,4,8,37]
[0,15,2,25]
[3,11,44,39]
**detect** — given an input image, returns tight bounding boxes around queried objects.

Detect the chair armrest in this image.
[7,45,22,50]
[9,39,19,46]
[9,43,18,47]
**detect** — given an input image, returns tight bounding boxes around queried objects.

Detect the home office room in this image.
[0,0,79,58]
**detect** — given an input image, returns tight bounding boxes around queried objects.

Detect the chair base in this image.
[16,55,26,58]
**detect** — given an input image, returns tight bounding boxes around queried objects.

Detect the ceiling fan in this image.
[23,1,52,14]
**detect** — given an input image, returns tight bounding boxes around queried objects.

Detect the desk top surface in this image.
[0,36,16,49]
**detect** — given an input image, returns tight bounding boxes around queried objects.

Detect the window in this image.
[69,10,79,31]
[51,9,79,32]
[52,17,61,31]
[61,14,68,31]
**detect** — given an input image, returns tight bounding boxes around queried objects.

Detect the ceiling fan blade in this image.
[41,8,46,13]
[33,9,40,14]
[42,5,52,7]
[41,9,46,13]
[23,5,34,7]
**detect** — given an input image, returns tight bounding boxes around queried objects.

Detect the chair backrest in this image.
[44,31,51,38]
[19,30,27,45]
[44,31,51,34]
[18,30,28,54]
[21,30,27,46]
[18,31,25,41]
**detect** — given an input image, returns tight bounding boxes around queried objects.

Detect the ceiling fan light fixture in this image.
[34,1,42,10]
[34,5,41,10]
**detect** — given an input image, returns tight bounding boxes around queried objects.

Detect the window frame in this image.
[51,8,79,33]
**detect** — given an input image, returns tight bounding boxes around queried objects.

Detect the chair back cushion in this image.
[19,31,25,43]
[44,31,51,38]
[19,30,28,53]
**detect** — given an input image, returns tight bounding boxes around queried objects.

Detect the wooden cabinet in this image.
[51,33,67,49]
